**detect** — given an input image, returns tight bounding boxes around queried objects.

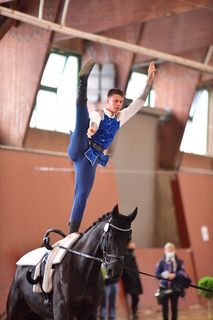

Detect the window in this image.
[126,71,155,107]
[30,51,79,133]
[180,89,209,155]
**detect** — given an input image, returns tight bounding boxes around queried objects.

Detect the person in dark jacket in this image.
[122,241,143,320]
[155,242,191,320]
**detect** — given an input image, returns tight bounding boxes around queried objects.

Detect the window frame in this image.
[30,49,80,133]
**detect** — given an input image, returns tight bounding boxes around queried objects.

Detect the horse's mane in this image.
[82,212,111,235]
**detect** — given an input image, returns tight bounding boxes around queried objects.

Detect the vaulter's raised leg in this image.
[67,60,96,162]
[68,60,96,234]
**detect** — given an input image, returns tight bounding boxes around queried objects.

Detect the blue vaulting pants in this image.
[67,102,98,223]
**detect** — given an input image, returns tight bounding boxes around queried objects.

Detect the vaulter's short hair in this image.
[107,88,124,98]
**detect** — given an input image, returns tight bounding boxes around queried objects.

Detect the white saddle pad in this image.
[16,232,81,293]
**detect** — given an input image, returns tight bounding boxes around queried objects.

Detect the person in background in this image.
[122,241,143,320]
[99,264,119,320]
[155,242,191,320]
[67,60,156,234]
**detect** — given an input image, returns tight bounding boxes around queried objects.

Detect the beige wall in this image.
[24,128,70,153]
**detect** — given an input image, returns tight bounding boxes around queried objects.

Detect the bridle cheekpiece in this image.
[102,219,132,268]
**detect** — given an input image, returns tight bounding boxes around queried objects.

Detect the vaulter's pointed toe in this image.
[79,60,96,79]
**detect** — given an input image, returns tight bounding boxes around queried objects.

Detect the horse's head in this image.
[101,204,137,279]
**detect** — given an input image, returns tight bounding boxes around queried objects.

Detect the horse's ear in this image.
[112,204,119,218]
[127,207,138,223]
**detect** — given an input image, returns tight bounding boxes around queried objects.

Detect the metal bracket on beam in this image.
[204,45,213,65]
[38,0,45,19]
[61,0,70,26]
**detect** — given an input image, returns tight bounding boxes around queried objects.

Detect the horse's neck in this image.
[70,225,103,278]
[78,226,103,257]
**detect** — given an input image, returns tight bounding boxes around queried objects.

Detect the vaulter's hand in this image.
[87,127,97,138]
[147,61,156,85]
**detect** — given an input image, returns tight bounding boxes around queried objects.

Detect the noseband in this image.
[101,220,132,268]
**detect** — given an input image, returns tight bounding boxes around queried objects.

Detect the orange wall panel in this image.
[178,173,213,280]
[0,148,120,314]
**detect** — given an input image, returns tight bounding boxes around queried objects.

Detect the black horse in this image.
[6,205,137,320]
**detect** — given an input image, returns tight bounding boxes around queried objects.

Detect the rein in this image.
[123,266,213,294]
[59,246,103,263]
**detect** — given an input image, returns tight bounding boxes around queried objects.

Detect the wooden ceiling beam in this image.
[53,0,212,42]
[0,5,213,74]
[134,8,213,66]
[0,0,15,3]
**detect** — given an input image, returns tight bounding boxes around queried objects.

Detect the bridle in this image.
[101,220,132,268]
[58,220,132,267]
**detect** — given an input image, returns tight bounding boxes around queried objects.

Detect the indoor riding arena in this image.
[0,1,213,319]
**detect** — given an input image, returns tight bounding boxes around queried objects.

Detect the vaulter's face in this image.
[106,94,124,114]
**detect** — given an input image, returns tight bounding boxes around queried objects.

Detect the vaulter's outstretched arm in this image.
[87,61,156,139]
[117,61,156,127]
